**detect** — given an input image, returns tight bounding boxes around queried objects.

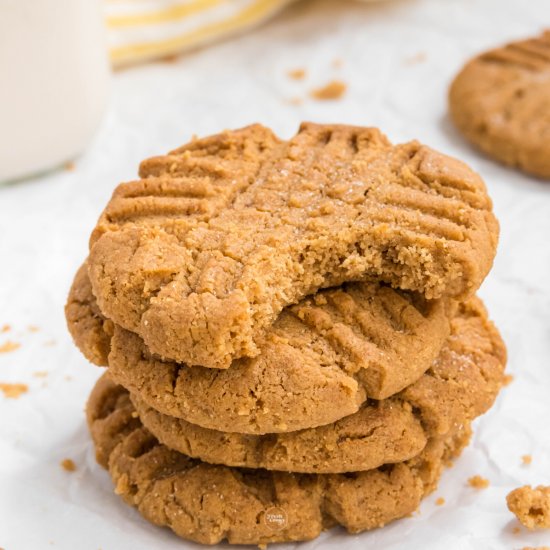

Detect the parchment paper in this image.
[1,1,549,548]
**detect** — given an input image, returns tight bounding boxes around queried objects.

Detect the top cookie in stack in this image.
[86,123,497,370]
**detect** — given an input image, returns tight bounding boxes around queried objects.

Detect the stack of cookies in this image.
[66,123,506,546]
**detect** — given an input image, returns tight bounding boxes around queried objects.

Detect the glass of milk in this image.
[0,0,111,183]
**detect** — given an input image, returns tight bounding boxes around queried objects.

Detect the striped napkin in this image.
[105,0,296,67]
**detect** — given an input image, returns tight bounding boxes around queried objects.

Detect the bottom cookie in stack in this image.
[86,298,506,545]
[88,375,472,546]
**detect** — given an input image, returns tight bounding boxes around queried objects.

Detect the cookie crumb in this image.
[522,454,533,465]
[287,97,303,106]
[64,161,75,171]
[0,340,21,353]
[161,53,179,63]
[435,497,445,506]
[287,68,306,80]
[503,373,514,386]
[0,382,28,399]
[33,371,48,378]
[44,339,56,347]
[404,52,427,65]
[507,485,550,529]
[513,526,521,534]
[310,80,347,100]
[28,325,40,332]
[1,324,10,333]
[468,475,489,489]
[61,458,76,472]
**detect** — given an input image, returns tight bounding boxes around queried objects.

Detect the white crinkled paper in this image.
[1,0,550,548]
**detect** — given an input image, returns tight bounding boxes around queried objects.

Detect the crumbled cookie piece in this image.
[503,374,514,386]
[1,324,10,333]
[33,371,48,378]
[404,52,427,65]
[522,454,533,465]
[310,80,347,100]
[61,458,76,472]
[287,97,303,106]
[435,497,445,506]
[28,325,40,332]
[507,485,550,529]
[468,475,489,489]
[0,383,28,399]
[0,340,20,353]
[288,68,306,80]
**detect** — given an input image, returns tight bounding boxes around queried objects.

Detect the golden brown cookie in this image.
[449,31,550,179]
[131,391,428,474]
[87,376,472,546]
[110,297,504,435]
[87,123,498,369]
[130,297,505,472]
[68,266,457,433]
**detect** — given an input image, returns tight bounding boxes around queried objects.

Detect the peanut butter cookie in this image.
[507,485,550,529]
[450,31,550,178]
[130,297,505,472]
[108,296,504,435]
[87,377,472,546]
[87,123,498,368]
[65,263,114,366]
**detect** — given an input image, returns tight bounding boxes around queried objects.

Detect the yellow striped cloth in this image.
[106,0,296,67]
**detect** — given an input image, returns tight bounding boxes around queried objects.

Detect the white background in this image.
[1,0,550,548]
